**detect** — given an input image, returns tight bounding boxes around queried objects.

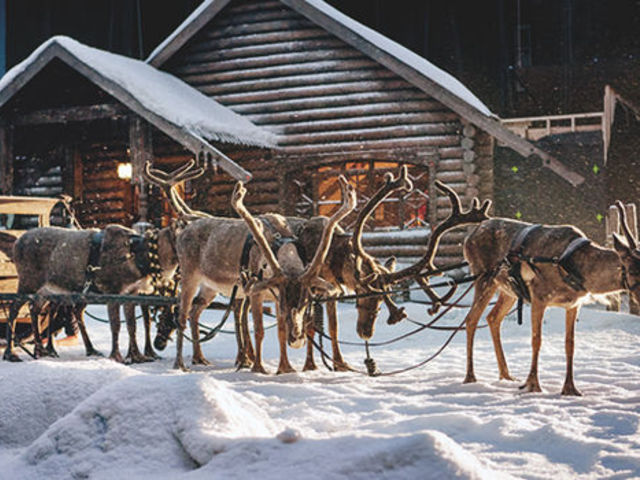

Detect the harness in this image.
[504,224,592,324]
[83,231,104,293]
[239,217,299,287]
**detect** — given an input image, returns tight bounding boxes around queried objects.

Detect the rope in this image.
[309,282,475,376]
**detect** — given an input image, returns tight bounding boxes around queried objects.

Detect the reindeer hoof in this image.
[173,359,190,372]
[126,353,153,364]
[303,362,318,372]
[251,364,268,374]
[500,373,516,381]
[235,357,253,370]
[519,379,542,393]
[561,384,582,396]
[86,348,104,357]
[109,352,125,363]
[333,361,351,372]
[144,349,162,360]
[192,356,212,366]
[277,365,296,375]
[3,351,22,362]
[463,373,477,384]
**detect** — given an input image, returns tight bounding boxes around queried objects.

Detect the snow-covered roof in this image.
[145,0,584,186]
[147,0,492,117]
[0,36,279,181]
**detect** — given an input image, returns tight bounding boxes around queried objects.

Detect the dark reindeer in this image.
[461,201,640,395]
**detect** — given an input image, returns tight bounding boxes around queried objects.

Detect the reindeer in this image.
[460,201,640,396]
[144,162,357,373]
[3,223,176,362]
[147,163,418,373]
[230,176,356,373]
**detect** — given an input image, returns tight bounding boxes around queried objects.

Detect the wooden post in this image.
[606,205,621,311]
[0,124,14,194]
[129,116,153,222]
[625,203,639,315]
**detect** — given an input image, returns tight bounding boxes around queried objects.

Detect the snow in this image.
[2,289,640,479]
[0,36,275,148]
[147,0,494,118]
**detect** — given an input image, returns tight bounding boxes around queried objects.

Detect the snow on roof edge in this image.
[0,35,276,150]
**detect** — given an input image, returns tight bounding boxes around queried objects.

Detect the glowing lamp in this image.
[117,162,132,180]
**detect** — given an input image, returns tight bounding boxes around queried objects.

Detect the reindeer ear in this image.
[384,256,397,272]
[310,277,337,294]
[246,276,281,295]
[613,233,632,256]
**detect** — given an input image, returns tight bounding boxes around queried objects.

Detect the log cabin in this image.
[0,0,584,263]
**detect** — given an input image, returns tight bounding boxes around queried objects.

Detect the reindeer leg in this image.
[520,300,546,393]
[561,307,582,396]
[303,321,317,372]
[3,298,26,362]
[124,303,150,363]
[174,278,198,371]
[327,300,348,371]
[250,295,268,374]
[188,288,217,366]
[275,301,295,375]
[75,304,101,356]
[44,304,59,358]
[234,298,252,369]
[463,278,497,384]
[241,300,255,363]
[141,306,160,360]
[485,293,517,381]
[107,303,124,363]
[29,300,46,359]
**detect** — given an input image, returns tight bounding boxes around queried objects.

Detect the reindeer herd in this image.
[2,161,640,396]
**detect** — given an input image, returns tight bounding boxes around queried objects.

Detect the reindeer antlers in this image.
[380,181,492,284]
[352,165,414,272]
[231,181,284,278]
[143,160,211,219]
[615,201,638,250]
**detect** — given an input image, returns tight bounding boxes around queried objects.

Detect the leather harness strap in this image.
[504,225,592,324]
[83,231,104,293]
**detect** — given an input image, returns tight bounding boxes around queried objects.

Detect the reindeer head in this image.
[347,166,492,338]
[232,176,357,349]
[613,201,640,304]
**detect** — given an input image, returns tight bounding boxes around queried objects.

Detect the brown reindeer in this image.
[3,223,176,362]
[144,162,356,373]
[231,176,356,373]
[461,202,640,396]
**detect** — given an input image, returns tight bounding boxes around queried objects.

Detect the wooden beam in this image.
[9,103,128,126]
[129,116,153,221]
[0,124,13,194]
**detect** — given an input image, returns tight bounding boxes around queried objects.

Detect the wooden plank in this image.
[129,116,153,221]
[9,103,127,126]
[281,135,460,154]
[0,124,13,194]
[204,18,314,40]
[195,28,330,51]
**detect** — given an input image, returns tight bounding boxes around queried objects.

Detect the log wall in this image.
[163,0,496,262]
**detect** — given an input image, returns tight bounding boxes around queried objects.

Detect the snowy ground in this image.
[1,288,640,479]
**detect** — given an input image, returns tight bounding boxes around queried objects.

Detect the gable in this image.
[162,0,464,155]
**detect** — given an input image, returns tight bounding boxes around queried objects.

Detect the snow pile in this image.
[15,374,275,479]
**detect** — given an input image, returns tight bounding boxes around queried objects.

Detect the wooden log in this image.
[195,28,331,51]
[197,68,396,95]
[435,170,467,183]
[184,38,344,64]
[279,124,460,146]
[209,79,413,105]
[606,205,621,312]
[174,48,364,75]
[204,19,315,40]
[129,116,153,221]
[274,112,459,134]
[281,135,460,154]
[176,58,379,83]
[247,99,444,124]
[9,103,127,126]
